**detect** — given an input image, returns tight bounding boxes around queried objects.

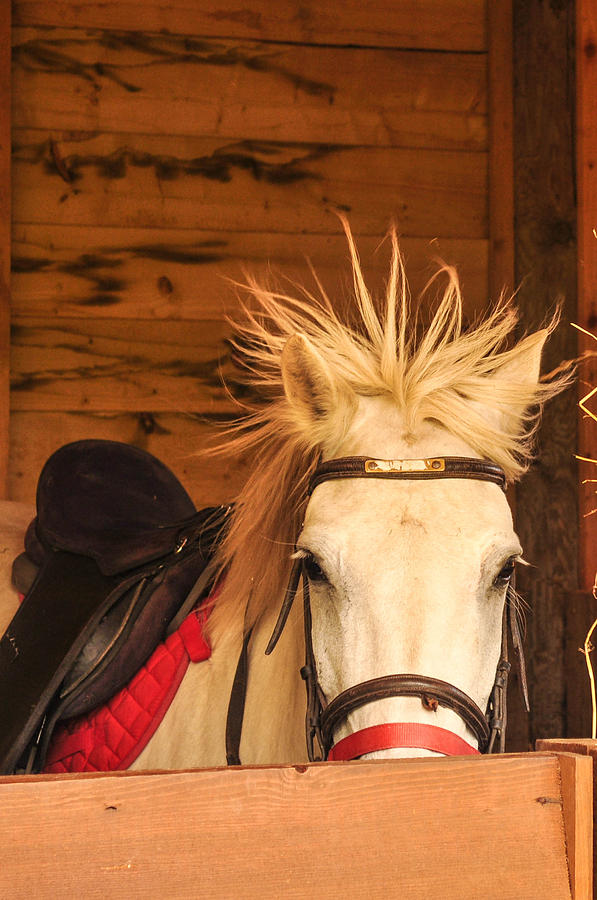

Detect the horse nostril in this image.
[422,695,439,712]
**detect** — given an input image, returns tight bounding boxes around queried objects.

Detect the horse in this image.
[0,225,570,770]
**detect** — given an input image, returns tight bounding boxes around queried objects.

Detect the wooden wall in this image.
[568,0,597,744]
[0,3,10,496]
[9,0,492,505]
[577,0,597,591]
[509,0,579,749]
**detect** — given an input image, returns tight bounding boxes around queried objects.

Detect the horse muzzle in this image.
[307,671,490,761]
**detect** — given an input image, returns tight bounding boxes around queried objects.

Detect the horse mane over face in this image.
[206,221,571,645]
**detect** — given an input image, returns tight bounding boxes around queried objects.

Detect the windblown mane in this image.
[206,223,569,645]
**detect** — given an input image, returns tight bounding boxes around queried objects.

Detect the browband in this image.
[310,456,507,494]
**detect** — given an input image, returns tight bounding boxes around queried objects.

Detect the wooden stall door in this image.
[0,753,593,899]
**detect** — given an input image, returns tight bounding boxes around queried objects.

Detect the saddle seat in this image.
[28,438,206,575]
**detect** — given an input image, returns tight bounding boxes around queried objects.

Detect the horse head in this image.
[279,330,543,759]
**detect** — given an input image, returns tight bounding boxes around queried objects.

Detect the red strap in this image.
[177,608,211,663]
[328,722,481,760]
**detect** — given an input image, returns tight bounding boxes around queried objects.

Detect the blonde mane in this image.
[206,224,569,645]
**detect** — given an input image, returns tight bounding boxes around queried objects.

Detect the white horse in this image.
[0,227,569,769]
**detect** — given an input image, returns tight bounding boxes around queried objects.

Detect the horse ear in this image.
[486,328,550,436]
[281,333,339,424]
[282,333,357,446]
[492,328,548,387]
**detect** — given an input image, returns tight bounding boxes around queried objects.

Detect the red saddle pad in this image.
[44,606,211,773]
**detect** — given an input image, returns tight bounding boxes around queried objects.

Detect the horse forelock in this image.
[204,220,572,647]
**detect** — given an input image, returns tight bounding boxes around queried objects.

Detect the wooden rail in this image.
[0,752,592,899]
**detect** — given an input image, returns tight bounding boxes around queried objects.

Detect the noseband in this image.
[263,455,529,762]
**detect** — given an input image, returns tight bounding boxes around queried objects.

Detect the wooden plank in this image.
[0,755,587,898]
[511,0,578,747]
[488,0,514,298]
[12,131,488,238]
[559,754,594,900]
[9,317,236,413]
[576,0,597,591]
[11,28,487,151]
[12,0,487,52]
[537,740,597,900]
[0,0,10,496]
[8,411,249,505]
[11,225,489,320]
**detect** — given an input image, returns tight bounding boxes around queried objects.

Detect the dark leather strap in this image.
[509,597,530,712]
[166,557,219,636]
[487,602,510,753]
[225,628,253,765]
[300,566,325,762]
[265,558,302,657]
[320,673,491,754]
[310,456,507,494]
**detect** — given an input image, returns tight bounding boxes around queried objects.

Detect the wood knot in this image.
[157,275,173,295]
[139,412,156,434]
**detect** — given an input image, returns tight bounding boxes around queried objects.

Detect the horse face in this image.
[291,395,520,758]
[279,317,547,759]
[297,451,520,758]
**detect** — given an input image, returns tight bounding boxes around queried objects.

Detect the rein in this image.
[226,455,529,764]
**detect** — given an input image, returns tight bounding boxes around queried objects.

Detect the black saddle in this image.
[0,440,231,774]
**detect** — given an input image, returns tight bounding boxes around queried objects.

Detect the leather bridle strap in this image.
[486,579,529,754]
[310,456,507,493]
[257,453,522,764]
[265,557,302,657]
[305,454,513,761]
[320,673,491,754]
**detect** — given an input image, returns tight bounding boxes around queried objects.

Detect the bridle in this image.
[225,455,529,764]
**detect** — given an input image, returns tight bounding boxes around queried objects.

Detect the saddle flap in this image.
[36,440,197,575]
[0,551,120,774]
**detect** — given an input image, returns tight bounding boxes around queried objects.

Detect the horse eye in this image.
[494,557,516,586]
[303,553,327,583]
